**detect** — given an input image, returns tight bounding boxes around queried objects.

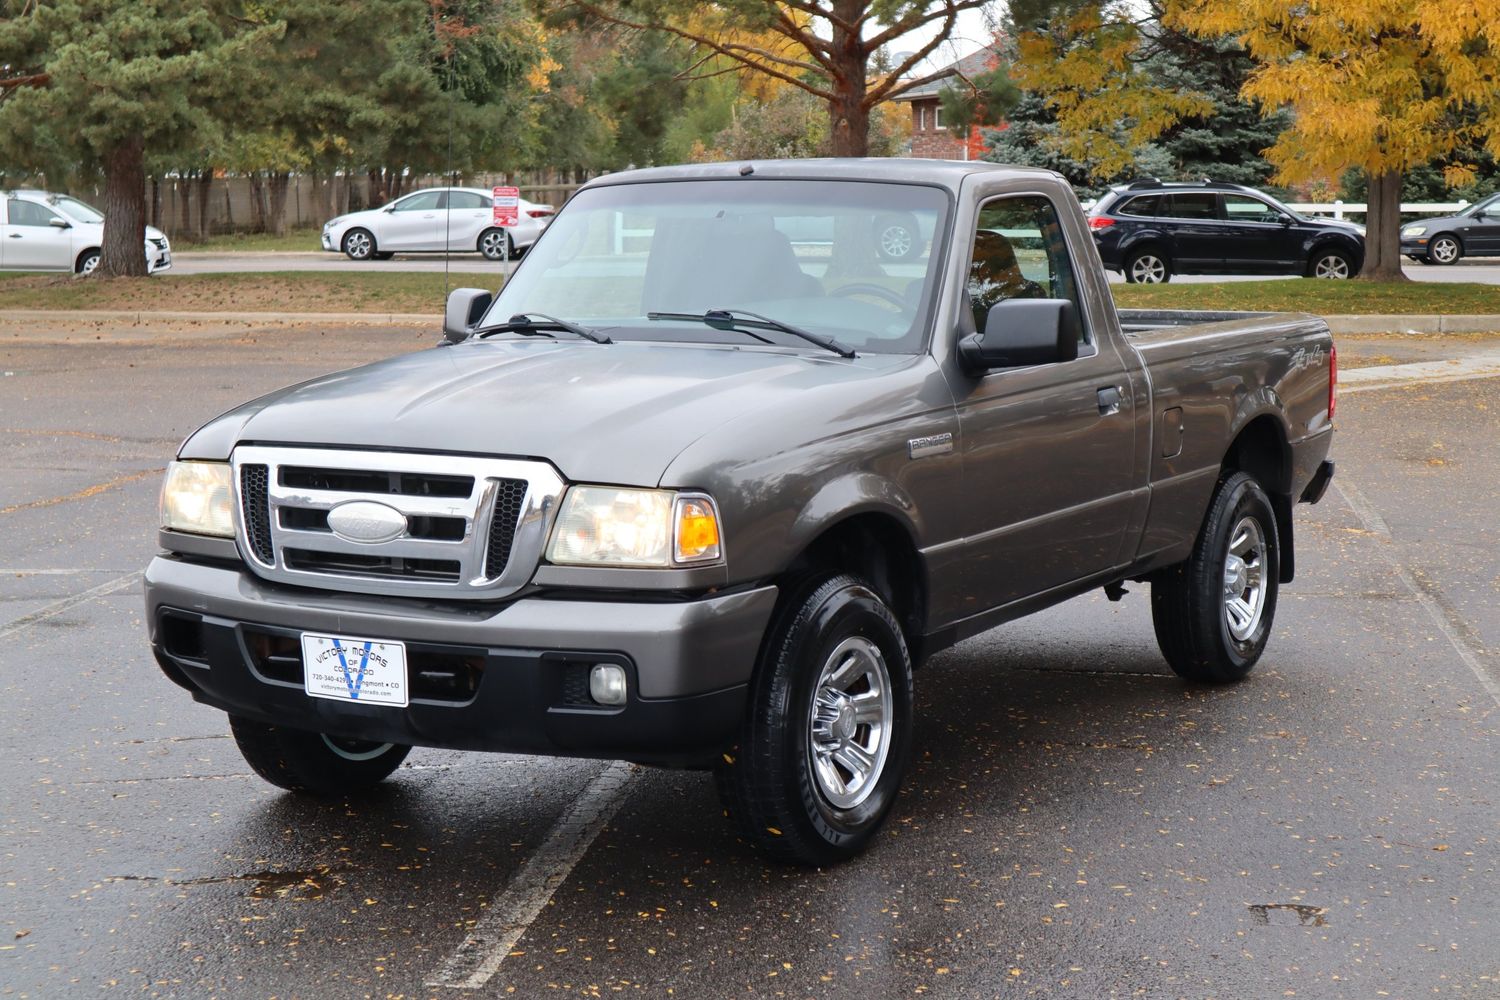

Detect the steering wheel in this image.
[830,283,908,310]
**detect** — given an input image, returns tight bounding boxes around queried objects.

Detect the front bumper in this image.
[321,230,334,250]
[1400,237,1430,256]
[145,555,777,766]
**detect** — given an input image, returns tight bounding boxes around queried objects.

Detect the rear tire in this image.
[76,249,100,276]
[1124,248,1171,283]
[479,228,511,261]
[1150,471,1280,683]
[873,213,921,260]
[229,715,410,795]
[715,574,913,866]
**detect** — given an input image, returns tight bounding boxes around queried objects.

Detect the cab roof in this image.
[582,158,1060,196]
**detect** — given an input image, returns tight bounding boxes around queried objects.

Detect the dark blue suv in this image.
[1089,180,1365,283]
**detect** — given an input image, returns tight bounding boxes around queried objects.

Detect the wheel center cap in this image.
[1224,554,1248,596]
[833,704,856,743]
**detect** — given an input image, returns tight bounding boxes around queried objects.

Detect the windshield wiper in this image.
[647,308,855,359]
[474,312,611,344]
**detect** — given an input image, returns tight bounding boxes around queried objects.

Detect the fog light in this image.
[589,664,628,706]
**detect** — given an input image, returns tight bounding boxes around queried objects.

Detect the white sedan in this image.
[1,190,171,275]
[320,187,553,262]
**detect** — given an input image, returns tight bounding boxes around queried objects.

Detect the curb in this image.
[1324,314,1500,334]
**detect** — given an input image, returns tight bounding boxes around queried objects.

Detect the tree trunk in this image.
[99,135,148,278]
[196,171,213,240]
[267,171,291,237]
[826,4,870,157]
[179,172,193,236]
[1360,169,1408,282]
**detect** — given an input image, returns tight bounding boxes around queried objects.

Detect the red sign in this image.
[492,186,520,227]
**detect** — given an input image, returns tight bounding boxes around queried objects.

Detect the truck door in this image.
[952,193,1138,610]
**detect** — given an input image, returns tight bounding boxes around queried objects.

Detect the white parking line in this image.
[425,759,638,990]
[1336,480,1500,710]
[0,570,142,640]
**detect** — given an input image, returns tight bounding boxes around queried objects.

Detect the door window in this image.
[447,191,490,210]
[7,200,64,227]
[392,191,445,212]
[967,195,1088,347]
[1222,194,1282,224]
[1164,193,1219,220]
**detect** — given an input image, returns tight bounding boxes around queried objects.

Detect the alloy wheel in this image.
[807,635,893,810]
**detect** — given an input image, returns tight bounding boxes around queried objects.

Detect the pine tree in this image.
[0,0,278,275]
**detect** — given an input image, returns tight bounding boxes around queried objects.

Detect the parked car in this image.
[1089,179,1364,283]
[1401,192,1500,265]
[1,189,171,275]
[147,159,1335,866]
[320,187,553,261]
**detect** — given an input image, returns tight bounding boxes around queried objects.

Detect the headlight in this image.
[160,461,235,537]
[546,487,722,567]
[1403,225,1427,237]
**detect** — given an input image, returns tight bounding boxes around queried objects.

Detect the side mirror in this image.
[49,217,71,229]
[1277,213,1294,226]
[382,204,396,213]
[958,298,1081,375]
[443,287,492,344]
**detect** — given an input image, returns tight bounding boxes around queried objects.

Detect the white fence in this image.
[1289,201,1469,220]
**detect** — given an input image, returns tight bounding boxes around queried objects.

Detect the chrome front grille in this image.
[230,446,564,599]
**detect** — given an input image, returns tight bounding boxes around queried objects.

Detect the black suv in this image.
[1089,180,1365,283]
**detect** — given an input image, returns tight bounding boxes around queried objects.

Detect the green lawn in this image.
[0,271,463,314]
[1111,278,1500,315]
[174,227,326,253]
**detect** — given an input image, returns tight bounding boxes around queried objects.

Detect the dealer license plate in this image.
[301,632,408,707]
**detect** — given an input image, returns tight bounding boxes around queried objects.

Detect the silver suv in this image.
[1,189,171,275]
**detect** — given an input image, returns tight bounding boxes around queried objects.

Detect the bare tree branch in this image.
[866,14,961,106]
[0,72,50,92]
[569,2,837,100]
[864,0,992,51]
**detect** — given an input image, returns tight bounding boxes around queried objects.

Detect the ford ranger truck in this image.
[146,160,1336,866]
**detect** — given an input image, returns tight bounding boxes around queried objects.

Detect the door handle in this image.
[7,233,21,239]
[1097,385,1122,416]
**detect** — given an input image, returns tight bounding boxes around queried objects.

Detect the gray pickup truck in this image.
[146,160,1335,865]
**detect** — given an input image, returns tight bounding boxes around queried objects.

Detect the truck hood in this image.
[179,338,912,485]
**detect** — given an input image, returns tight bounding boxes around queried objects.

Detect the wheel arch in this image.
[1220,411,1296,583]
[780,507,928,659]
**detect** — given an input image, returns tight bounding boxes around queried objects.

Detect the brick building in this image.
[896,47,1002,160]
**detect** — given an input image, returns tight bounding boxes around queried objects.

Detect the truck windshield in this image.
[482,178,950,355]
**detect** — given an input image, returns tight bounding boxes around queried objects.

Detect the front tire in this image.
[1307,248,1355,279]
[229,715,410,795]
[1427,234,1461,265]
[1124,248,1171,284]
[715,574,913,866]
[342,228,376,261]
[1150,471,1280,683]
[479,228,511,261]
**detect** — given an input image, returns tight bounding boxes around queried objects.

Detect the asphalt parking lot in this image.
[2,318,1498,999]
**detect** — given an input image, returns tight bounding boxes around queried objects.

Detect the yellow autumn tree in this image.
[1165,0,1500,281]
[1010,2,1213,180]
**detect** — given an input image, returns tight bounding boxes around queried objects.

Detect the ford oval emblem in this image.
[327,500,407,544]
